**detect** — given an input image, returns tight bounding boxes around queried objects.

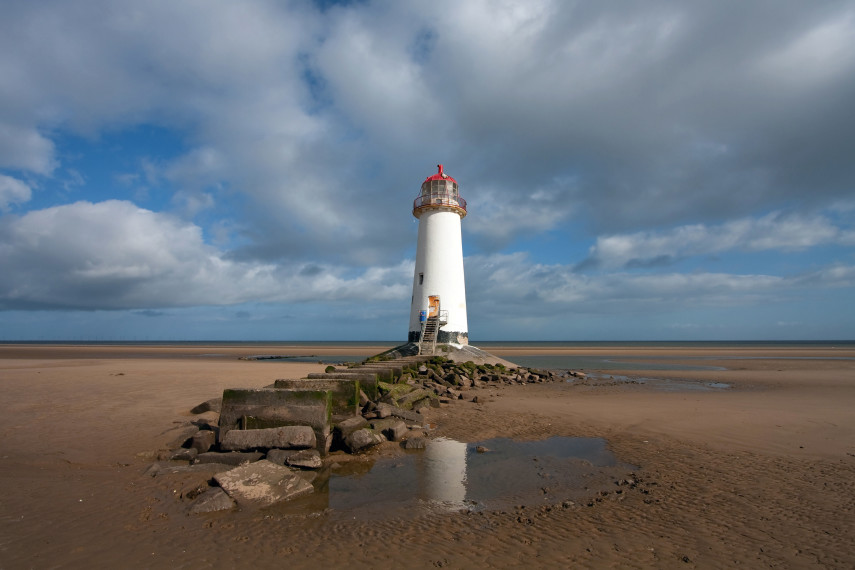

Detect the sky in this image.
[1,0,854,341]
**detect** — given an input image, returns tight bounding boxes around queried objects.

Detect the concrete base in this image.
[380,342,519,369]
[408,330,469,344]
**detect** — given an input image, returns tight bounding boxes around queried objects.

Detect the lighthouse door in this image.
[428,295,440,318]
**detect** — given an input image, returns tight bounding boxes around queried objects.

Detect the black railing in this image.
[413,193,467,213]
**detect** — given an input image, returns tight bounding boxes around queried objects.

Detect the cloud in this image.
[0,200,412,310]
[0,124,56,175]
[0,175,31,210]
[580,210,855,270]
[0,2,853,339]
[466,252,854,317]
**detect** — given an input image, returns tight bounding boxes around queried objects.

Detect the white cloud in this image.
[0,175,32,210]
[466,252,854,316]
[583,211,853,269]
[0,124,56,175]
[0,200,411,310]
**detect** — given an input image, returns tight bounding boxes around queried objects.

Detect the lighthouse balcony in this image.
[413,193,467,216]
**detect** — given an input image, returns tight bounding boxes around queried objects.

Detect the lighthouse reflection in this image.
[421,437,468,508]
[314,435,626,518]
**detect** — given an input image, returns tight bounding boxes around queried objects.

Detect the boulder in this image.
[220,426,316,451]
[214,460,314,507]
[189,487,235,514]
[265,448,300,465]
[344,428,384,453]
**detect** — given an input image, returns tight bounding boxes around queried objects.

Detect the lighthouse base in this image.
[408,330,469,345]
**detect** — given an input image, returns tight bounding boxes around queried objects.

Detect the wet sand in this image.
[1,343,853,568]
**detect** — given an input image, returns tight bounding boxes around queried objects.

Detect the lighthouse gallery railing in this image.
[413,193,467,212]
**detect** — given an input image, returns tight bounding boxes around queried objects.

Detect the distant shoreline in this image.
[1,339,852,347]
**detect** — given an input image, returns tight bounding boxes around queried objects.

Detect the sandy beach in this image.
[1,343,853,568]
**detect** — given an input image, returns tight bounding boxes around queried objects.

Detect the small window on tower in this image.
[419,273,424,285]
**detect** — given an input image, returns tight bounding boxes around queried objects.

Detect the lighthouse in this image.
[408,164,469,350]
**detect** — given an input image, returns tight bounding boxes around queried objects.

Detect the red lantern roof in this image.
[423,164,457,185]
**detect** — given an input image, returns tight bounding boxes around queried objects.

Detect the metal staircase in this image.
[419,317,439,355]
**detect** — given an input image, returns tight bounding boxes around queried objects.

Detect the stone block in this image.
[265,448,300,465]
[374,403,393,418]
[371,418,407,442]
[218,388,332,454]
[304,372,379,400]
[387,406,422,423]
[347,365,398,382]
[285,449,322,470]
[403,436,427,450]
[171,448,198,462]
[378,382,415,405]
[191,398,222,414]
[189,487,235,515]
[214,460,314,507]
[220,426,316,451]
[396,388,434,410]
[273,378,361,417]
[191,430,216,453]
[333,416,368,444]
[195,451,264,466]
[344,428,384,453]
[166,424,200,449]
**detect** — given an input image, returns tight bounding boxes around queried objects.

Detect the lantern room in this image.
[413,164,467,219]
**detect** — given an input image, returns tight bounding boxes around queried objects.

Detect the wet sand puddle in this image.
[585,373,732,391]
[268,436,633,520]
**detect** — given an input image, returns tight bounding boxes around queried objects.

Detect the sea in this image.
[2,340,852,371]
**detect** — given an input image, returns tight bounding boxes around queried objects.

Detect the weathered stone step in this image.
[273,378,366,414]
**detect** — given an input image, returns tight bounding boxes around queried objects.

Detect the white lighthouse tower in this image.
[408,164,469,351]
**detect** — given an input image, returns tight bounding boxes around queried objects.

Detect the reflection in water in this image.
[293,436,630,519]
[423,437,467,507]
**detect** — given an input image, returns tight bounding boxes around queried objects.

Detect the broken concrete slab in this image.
[218,388,332,454]
[189,487,235,515]
[213,460,314,507]
[195,451,264,466]
[220,426,316,452]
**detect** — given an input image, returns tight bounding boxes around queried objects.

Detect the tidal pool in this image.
[275,436,632,519]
